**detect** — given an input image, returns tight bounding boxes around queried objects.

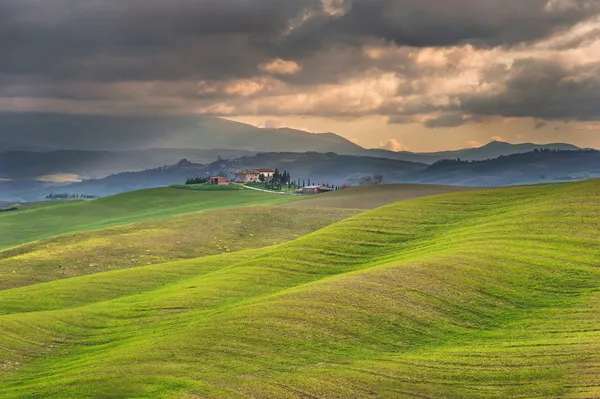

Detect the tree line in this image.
[46,193,99,199]
[359,174,384,186]
[185,176,209,185]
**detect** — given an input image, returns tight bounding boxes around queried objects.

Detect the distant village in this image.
[186,168,338,195]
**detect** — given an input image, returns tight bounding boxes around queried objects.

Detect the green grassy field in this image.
[243,182,298,194]
[286,183,483,209]
[1,183,476,290]
[0,206,356,290]
[0,186,298,251]
[2,180,600,397]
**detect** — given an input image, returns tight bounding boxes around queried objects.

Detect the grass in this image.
[0,183,477,290]
[243,182,298,194]
[0,206,357,290]
[2,180,600,397]
[0,186,298,250]
[288,183,483,209]
[173,184,244,191]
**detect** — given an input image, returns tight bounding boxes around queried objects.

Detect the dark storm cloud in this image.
[1,0,600,126]
[2,0,598,82]
[0,0,315,81]
[421,114,487,129]
[316,0,599,48]
[459,58,600,121]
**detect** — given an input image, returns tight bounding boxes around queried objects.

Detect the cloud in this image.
[423,114,480,129]
[544,0,598,12]
[468,140,482,148]
[380,139,408,152]
[578,123,600,130]
[0,0,600,135]
[387,115,416,125]
[259,59,303,75]
[197,77,281,97]
[36,173,82,183]
[492,135,505,141]
[321,0,354,17]
[458,57,600,121]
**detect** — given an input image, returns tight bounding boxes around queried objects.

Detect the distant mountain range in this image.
[406,149,600,186]
[0,111,593,201]
[3,149,599,202]
[0,112,362,153]
[0,112,583,168]
[376,140,583,163]
[47,152,427,199]
[0,113,584,183]
[0,148,257,181]
[0,152,426,201]
[2,140,581,182]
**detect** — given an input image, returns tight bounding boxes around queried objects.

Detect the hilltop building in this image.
[234,169,277,183]
[235,170,260,183]
[254,169,276,179]
[209,176,230,185]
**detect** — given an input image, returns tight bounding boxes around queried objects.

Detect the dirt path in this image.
[233,183,297,196]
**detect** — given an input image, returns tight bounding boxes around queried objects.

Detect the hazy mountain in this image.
[365,140,582,163]
[0,141,584,184]
[53,149,600,198]
[0,148,256,181]
[406,149,600,186]
[1,112,581,161]
[0,111,590,200]
[432,140,581,161]
[4,149,600,202]
[35,153,427,200]
[0,180,73,203]
[0,112,362,153]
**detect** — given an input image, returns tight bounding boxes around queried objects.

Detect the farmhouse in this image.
[234,169,277,183]
[297,185,335,195]
[235,170,260,183]
[254,169,276,179]
[209,176,230,185]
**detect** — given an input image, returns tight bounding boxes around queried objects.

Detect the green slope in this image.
[2,181,600,397]
[0,206,356,290]
[0,186,297,250]
[1,183,477,290]
[287,183,481,210]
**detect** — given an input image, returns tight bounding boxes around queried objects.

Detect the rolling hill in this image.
[2,180,600,397]
[0,183,477,289]
[0,185,297,250]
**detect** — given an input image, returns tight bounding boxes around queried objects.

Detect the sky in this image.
[1,0,600,151]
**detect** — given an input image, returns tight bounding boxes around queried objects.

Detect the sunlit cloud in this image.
[36,174,82,183]
[258,59,302,75]
[380,139,408,152]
